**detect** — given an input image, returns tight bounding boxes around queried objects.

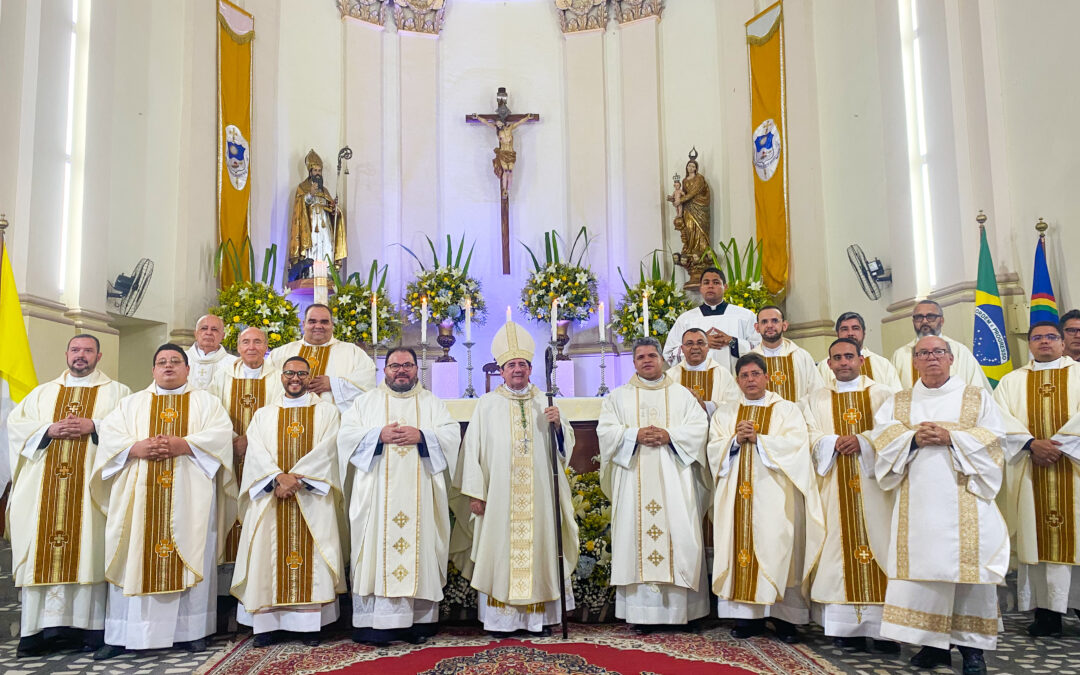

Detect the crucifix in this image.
[466,87,540,274]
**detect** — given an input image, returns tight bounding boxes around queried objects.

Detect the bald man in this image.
[186,315,238,390]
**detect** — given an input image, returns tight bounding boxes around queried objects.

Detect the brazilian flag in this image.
[972,227,1012,387]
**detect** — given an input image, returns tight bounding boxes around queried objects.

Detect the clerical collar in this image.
[760,341,785,357]
[699,302,729,317]
[835,377,862,393]
[682,359,711,372]
[281,393,311,408]
[192,345,223,360]
[240,363,263,378]
[66,372,94,386]
[1032,357,1066,371]
[507,384,531,396]
[155,384,187,395]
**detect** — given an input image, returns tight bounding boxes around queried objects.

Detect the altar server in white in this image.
[91,344,234,659]
[268,303,376,412]
[338,347,461,645]
[231,356,344,647]
[993,321,1080,637]
[870,336,1006,674]
[460,321,579,635]
[6,335,130,657]
[185,314,238,390]
[662,267,760,371]
[597,337,710,628]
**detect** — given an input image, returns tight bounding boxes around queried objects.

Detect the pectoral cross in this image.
[465,87,540,274]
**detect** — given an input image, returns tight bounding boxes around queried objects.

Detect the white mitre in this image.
[491,321,535,367]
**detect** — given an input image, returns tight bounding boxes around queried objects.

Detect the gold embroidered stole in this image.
[1027,367,1075,564]
[732,403,772,601]
[860,358,874,381]
[224,376,266,563]
[764,354,796,401]
[910,354,918,386]
[382,393,423,597]
[508,394,536,601]
[892,385,985,581]
[635,385,674,584]
[298,345,330,378]
[275,405,316,605]
[830,388,887,603]
[142,393,190,594]
[31,385,101,585]
[679,367,714,402]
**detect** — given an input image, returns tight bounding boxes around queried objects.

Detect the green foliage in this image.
[521,226,593,272]
[567,467,615,614]
[610,252,694,344]
[214,238,282,287]
[705,236,764,284]
[723,279,774,313]
[211,282,300,352]
[403,269,487,330]
[398,234,475,275]
[328,285,402,346]
[519,263,599,325]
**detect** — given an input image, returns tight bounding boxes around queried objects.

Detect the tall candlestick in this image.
[598,301,606,342]
[464,297,472,343]
[370,293,378,346]
[551,298,559,342]
[642,291,649,337]
[420,297,428,344]
[506,305,512,324]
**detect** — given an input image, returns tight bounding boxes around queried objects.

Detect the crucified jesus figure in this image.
[468,112,538,198]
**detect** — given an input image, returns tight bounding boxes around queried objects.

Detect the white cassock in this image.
[91,384,234,650]
[994,357,1080,614]
[6,370,130,637]
[185,345,238,391]
[751,338,826,408]
[268,338,376,413]
[597,374,710,624]
[209,362,285,577]
[891,335,991,391]
[708,391,826,623]
[460,385,579,632]
[231,394,343,633]
[337,383,461,632]
[667,357,740,418]
[803,376,894,637]
[817,348,902,393]
[869,378,1007,650]
[662,303,761,371]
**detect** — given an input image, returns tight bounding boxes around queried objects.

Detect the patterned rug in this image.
[197,623,843,675]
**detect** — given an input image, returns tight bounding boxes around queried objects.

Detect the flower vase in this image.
[555,320,572,361]
[436,321,456,362]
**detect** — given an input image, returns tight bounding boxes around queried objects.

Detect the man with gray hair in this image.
[890,300,990,391]
[186,314,238,391]
[597,337,710,629]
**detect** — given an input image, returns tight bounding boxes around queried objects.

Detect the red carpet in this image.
[197,623,842,675]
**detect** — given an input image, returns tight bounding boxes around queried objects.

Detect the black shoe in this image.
[910,645,951,668]
[352,628,390,646]
[178,638,208,653]
[958,646,987,675]
[1027,608,1063,637]
[872,639,901,654]
[770,619,800,644]
[16,634,46,658]
[82,629,105,652]
[534,626,553,637]
[301,635,321,647]
[730,618,766,639]
[832,636,866,651]
[92,644,127,661]
[254,632,277,648]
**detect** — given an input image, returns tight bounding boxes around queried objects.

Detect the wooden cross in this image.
[466,87,540,274]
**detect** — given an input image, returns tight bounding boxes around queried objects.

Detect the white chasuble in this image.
[337,383,460,609]
[597,375,709,590]
[752,339,826,406]
[708,392,825,606]
[869,379,1008,585]
[667,358,740,416]
[803,378,894,636]
[891,335,991,392]
[460,386,579,608]
[185,345,238,391]
[231,395,343,616]
[268,338,376,412]
[817,348,902,393]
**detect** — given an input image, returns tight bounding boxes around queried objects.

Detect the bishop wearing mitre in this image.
[230,356,344,647]
[709,353,825,644]
[6,335,131,657]
[597,337,710,628]
[803,338,897,652]
[460,321,579,635]
[337,347,461,645]
[90,344,234,659]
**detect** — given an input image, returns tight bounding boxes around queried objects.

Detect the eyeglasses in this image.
[282,370,310,378]
[913,348,950,359]
[386,363,417,373]
[1030,334,1062,343]
[1064,327,1080,336]
[912,313,943,322]
[154,358,185,368]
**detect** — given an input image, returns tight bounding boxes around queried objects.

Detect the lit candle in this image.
[420,297,428,344]
[598,301,606,342]
[551,298,559,342]
[642,291,649,337]
[370,293,378,345]
[506,305,512,324]
[464,297,472,343]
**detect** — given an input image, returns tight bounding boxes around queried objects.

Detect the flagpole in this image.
[0,213,8,538]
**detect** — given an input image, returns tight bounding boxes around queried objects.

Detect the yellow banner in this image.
[746,2,788,296]
[217,0,254,287]
[0,241,37,402]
